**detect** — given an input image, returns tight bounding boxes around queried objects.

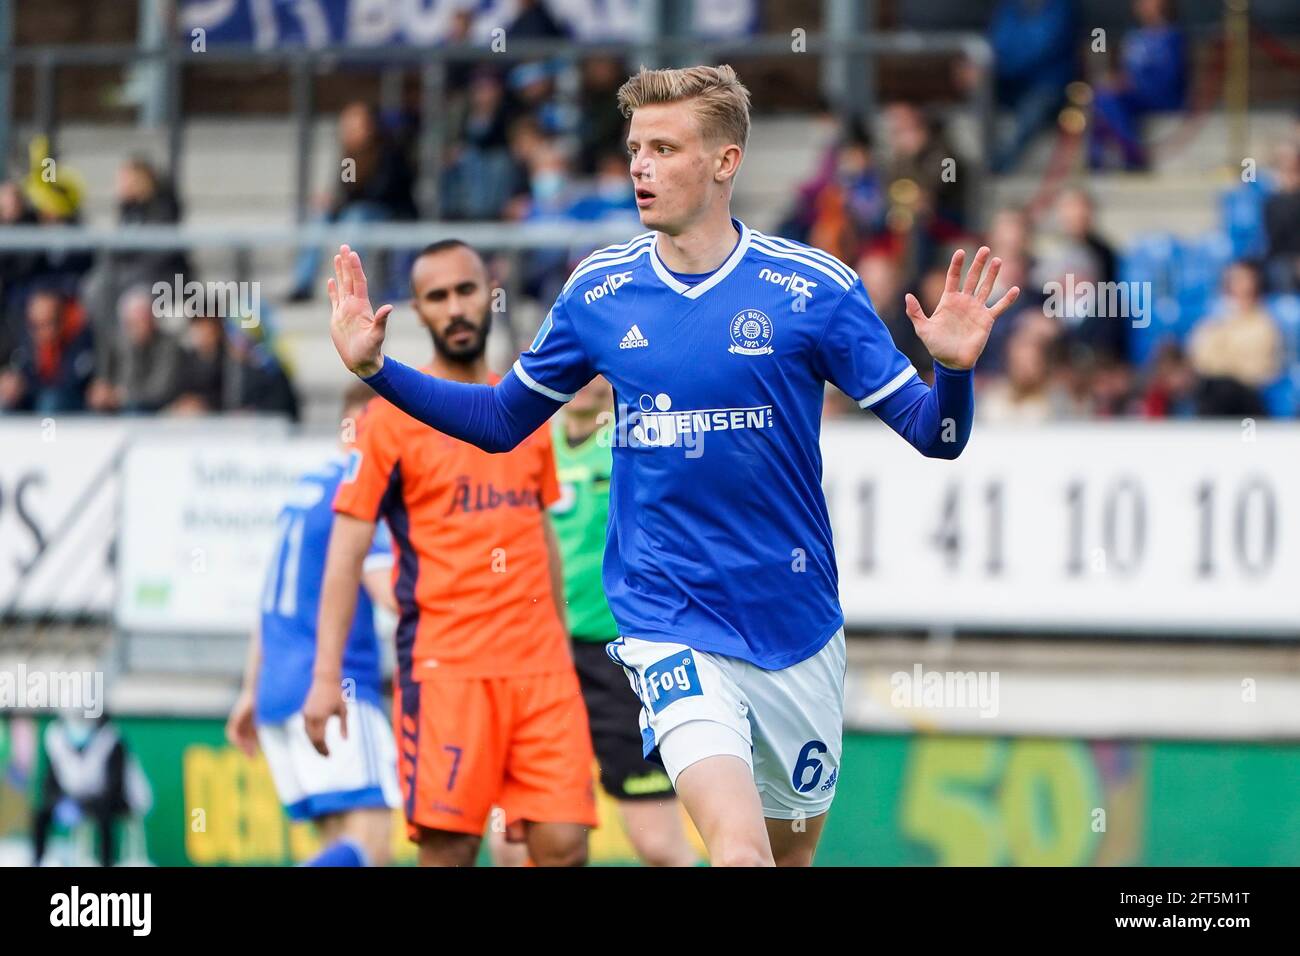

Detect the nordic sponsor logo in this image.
[642,650,703,714]
[584,270,634,304]
[619,324,649,349]
[758,267,817,299]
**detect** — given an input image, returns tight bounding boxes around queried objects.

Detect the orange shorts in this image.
[393,668,598,838]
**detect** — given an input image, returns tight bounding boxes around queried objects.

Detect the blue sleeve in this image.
[362,359,561,454]
[512,297,597,402]
[813,278,920,407]
[813,276,974,459]
[870,363,975,460]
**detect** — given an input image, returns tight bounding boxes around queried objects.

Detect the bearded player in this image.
[307,240,596,867]
[323,65,1019,866]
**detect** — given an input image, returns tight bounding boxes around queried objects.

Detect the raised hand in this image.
[904,246,1021,371]
[327,244,393,378]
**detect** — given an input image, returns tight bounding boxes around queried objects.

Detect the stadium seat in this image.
[1220,177,1273,260]
[1172,232,1233,328]
[1261,372,1299,418]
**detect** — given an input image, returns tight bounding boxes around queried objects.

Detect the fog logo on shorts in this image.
[642,650,703,715]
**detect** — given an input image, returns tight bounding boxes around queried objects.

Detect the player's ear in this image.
[715,143,742,184]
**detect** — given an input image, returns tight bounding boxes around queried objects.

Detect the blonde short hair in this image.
[616,64,751,150]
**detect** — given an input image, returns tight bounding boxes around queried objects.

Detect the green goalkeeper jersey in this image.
[550,418,620,642]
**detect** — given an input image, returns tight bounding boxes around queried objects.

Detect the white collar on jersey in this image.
[648,218,752,299]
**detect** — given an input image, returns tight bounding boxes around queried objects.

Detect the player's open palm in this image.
[328,244,392,379]
[905,246,1021,371]
[302,676,348,757]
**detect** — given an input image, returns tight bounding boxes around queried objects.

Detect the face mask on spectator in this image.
[531,171,566,204]
[597,177,632,202]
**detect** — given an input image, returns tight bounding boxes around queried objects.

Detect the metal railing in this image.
[0,219,640,253]
[0,31,995,222]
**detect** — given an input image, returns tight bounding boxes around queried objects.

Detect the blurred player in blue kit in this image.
[226,383,401,867]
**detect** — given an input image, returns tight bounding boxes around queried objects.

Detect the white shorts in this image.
[257,697,401,822]
[606,629,846,820]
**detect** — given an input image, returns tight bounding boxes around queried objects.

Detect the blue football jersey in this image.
[256,456,393,723]
[513,219,919,668]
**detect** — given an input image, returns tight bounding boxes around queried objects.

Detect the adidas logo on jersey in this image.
[619,324,649,349]
[584,270,634,304]
[758,267,817,299]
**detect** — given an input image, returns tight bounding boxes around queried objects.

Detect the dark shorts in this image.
[571,639,675,802]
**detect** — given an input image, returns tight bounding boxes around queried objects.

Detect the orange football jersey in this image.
[334,372,571,681]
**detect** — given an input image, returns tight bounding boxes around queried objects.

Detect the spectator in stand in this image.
[21,137,94,295]
[1263,140,1300,293]
[440,6,478,96]
[565,150,640,225]
[1083,352,1139,416]
[0,287,94,413]
[979,252,1040,375]
[513,138,579,222]
[1188,260,1284,390]
[508,60,577,139]
[441,69,518,221]
[85,286,184,414]
[0,180,41,363]
[229,323,301,421]
[803,126,886,266]
[1141,341,1268,418]
[1054,186,1117,285]
[506,0,568,40]
[979,314,1075,422]
[987,205,1036,269]
[83,157,189,369]
[169,314,300,420]
[974,206,1043,372]
[577,57,631,175]
[505,114,548,197]
[986,0,1079,173]
[511,138,583,302]
[1035,235,1127,364]
[1140,340,1199,417]
[857,248,930,375]
[1089,0,1189,171]
[288,102,417,301]
[778,117,870,246]
[114,157,188,280]
[169,314,225,414]
[883,102,969,235]
[971,257,1041,378]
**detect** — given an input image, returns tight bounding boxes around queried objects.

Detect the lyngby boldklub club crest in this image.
[728,309,773,355]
